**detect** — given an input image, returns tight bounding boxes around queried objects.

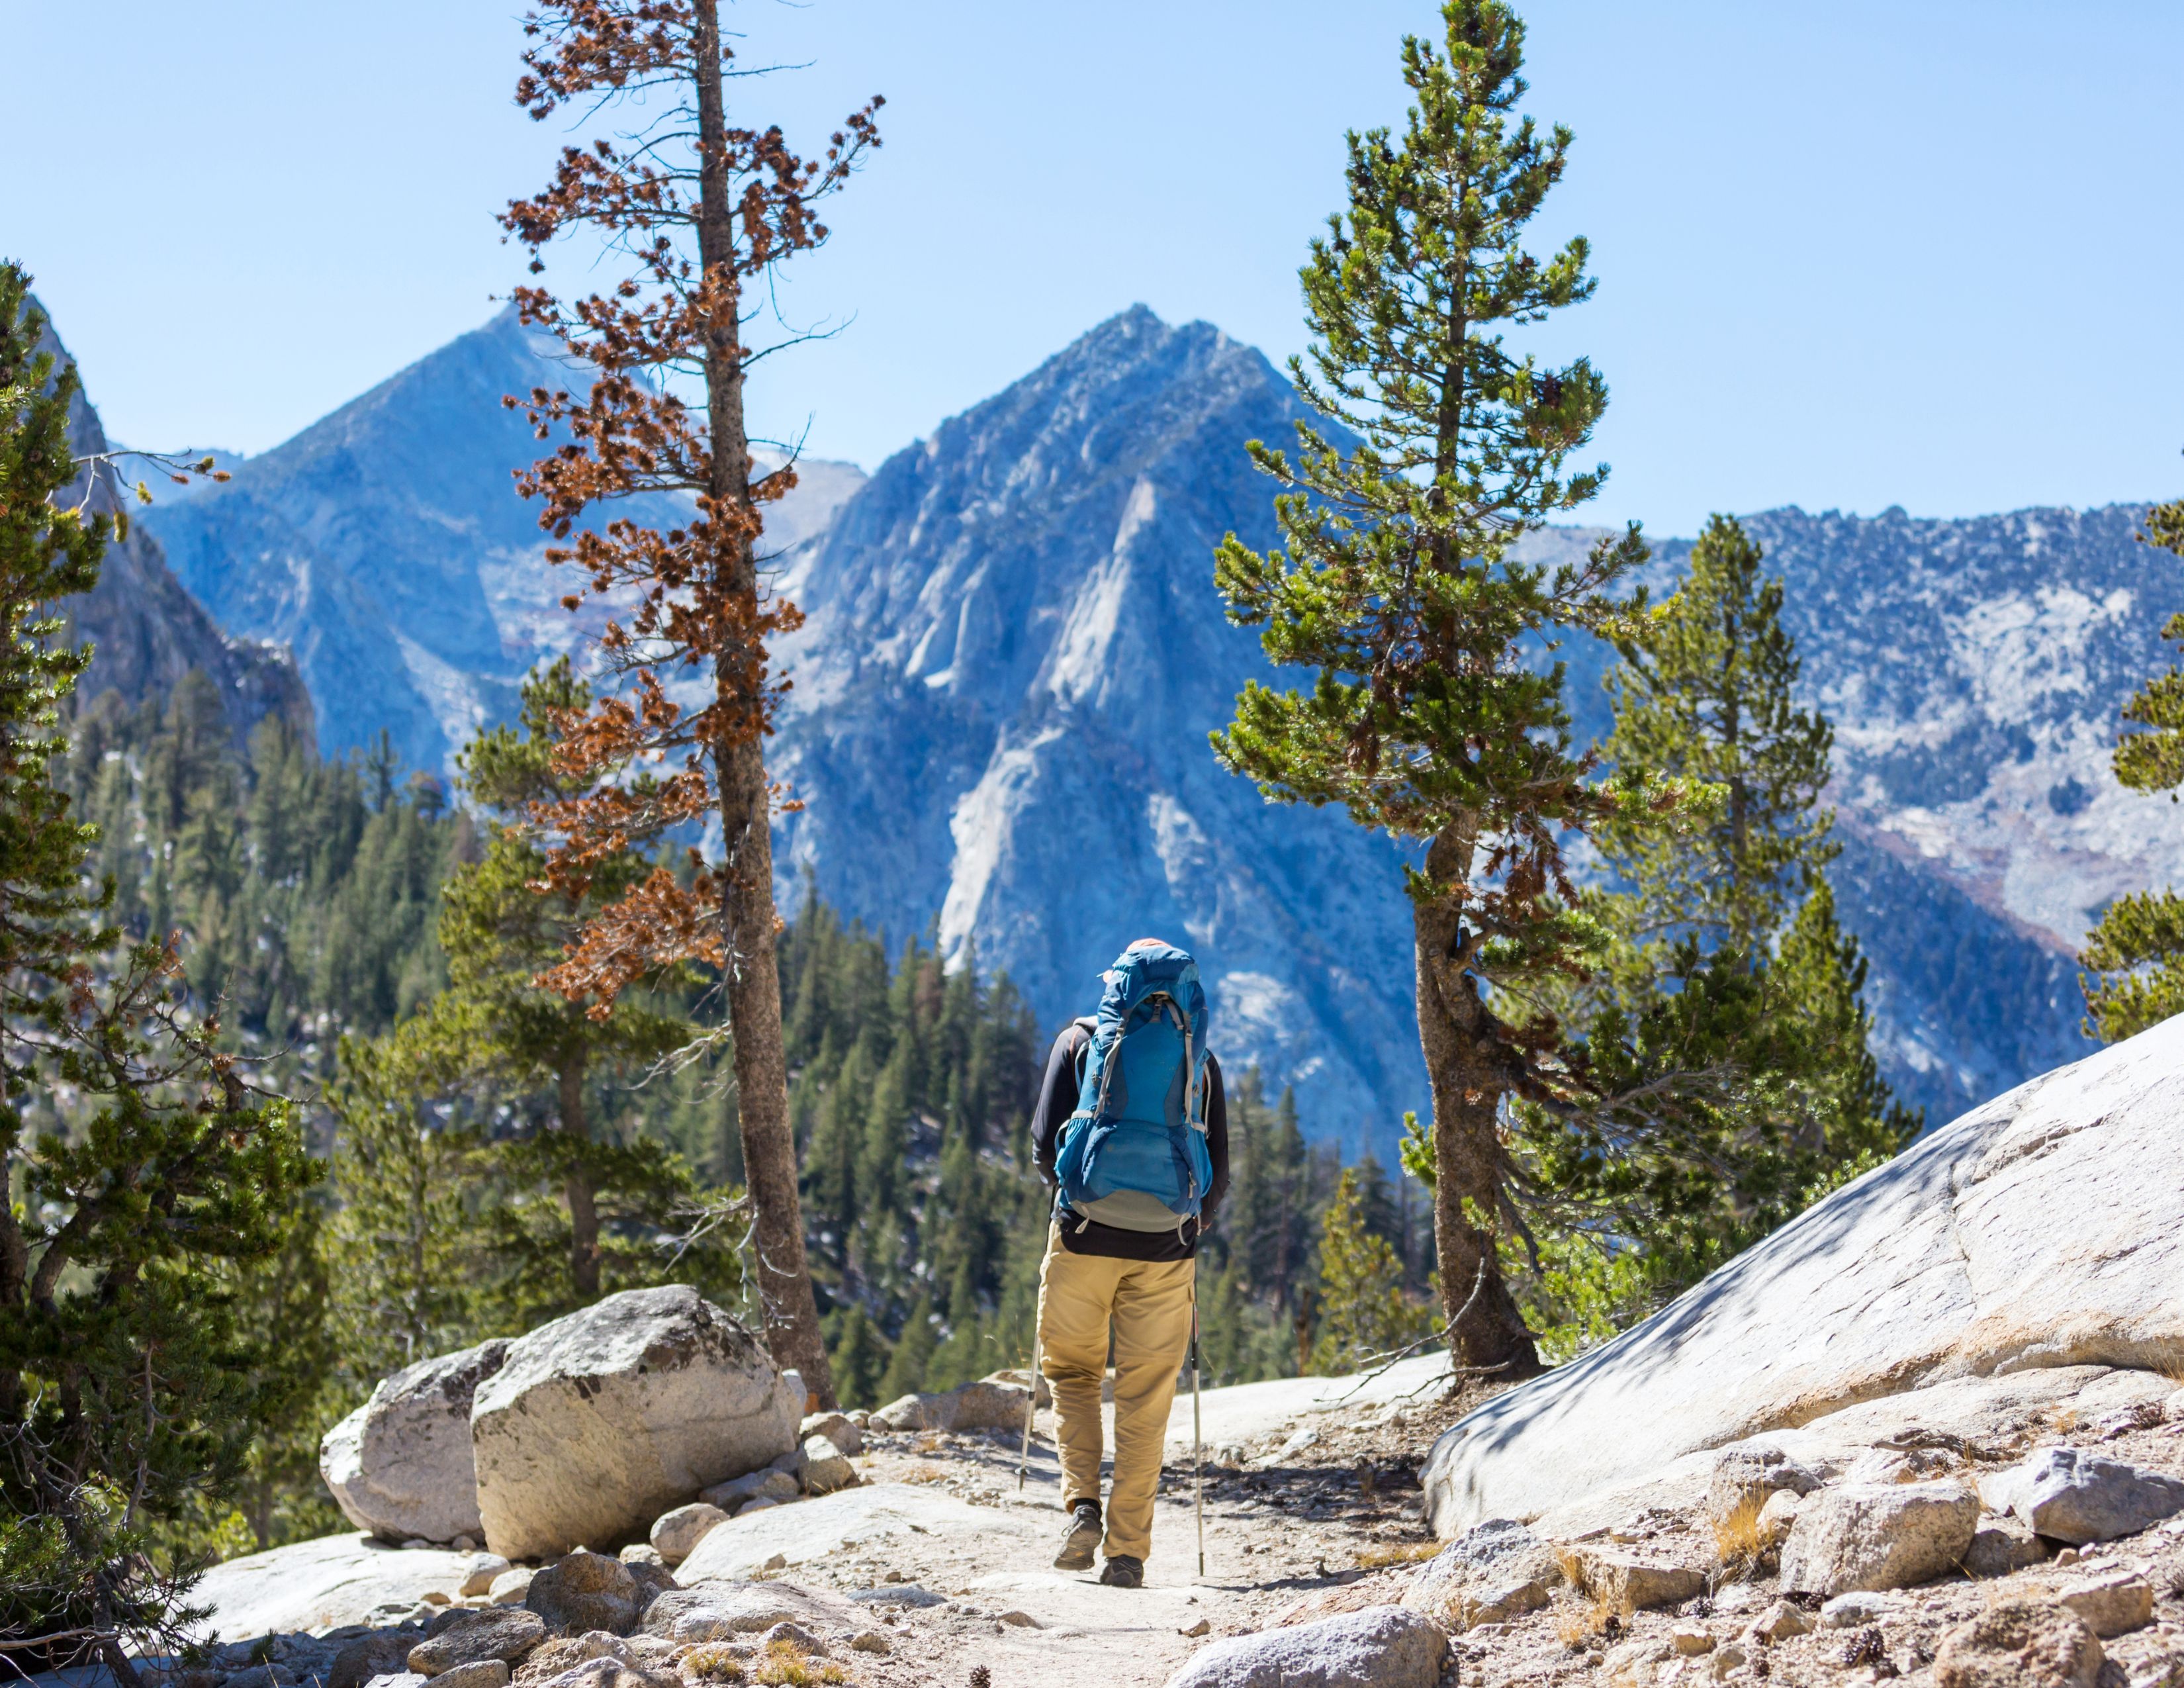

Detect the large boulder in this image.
[322,1341,512,1544]
[1422,1019,2184,1534]
[470,1287,799,1560]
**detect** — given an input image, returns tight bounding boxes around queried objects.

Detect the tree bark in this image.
[1413,821,1543,1379]
[690,0,835,1409]
[559,1053,600,1301]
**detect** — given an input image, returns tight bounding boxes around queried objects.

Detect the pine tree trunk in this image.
[691,0,835,1409]
[559,1055,600,1301]
[1413,820,1543,1378]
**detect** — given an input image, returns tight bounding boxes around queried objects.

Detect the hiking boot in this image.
[1053,1501,1102,1571]
[1098,1554,1144,1589]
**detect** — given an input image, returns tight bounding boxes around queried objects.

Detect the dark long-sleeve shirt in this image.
[1029,1017,1230,1261]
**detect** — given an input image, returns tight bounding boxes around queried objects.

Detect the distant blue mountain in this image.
[143,301,2167,1137]
[144,307,862,771]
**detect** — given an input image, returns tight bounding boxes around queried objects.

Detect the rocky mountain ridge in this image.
[140,307,864,772]
[33,300,312,745]
[130,301,2179,1138]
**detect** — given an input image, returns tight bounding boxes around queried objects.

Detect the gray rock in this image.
[459,1555,513,1599]
[1964,1517,2052,1577]
[797,1413,863,1457]
[2054,1571,2155,1638]
[848,1632,891,1656]
[471,1287,799,1560]
[617,1544,665,1570]
[1934,1599,2105,1688]
[1706,1446,1821,1532]
[698,1469,799,1510]
[868,1379,1034,1434]
[636,1582,864,1643]
[365,1675,428,1688]
[525,1551,640,1637]
[406,1607,545,1677]
[1560,1546,1706,1613]
[799,1437,856,1497]
[428,1663,508,1688]
[1399,1519,1561,1627]
[647,1504,727,1567]
[523,1658,676,1688]
[1779,1479,1980,1595]
[1984,1447,2184,1545]
[331,1632,415,1688]
[1820,1592,1897,1630]
[848,1585,948,1610]
[487,1569,533,1607]
[1161,1605,1449,1688]
[320,1341,512,1545]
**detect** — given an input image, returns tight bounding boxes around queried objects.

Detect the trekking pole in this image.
[1191,1301,1205,1577]
[1018,1331,1042,1490]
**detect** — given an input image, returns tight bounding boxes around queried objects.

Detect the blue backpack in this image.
[1052,942,1214,1233]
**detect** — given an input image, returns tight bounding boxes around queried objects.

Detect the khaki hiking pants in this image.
[1035,1221,1194,1562]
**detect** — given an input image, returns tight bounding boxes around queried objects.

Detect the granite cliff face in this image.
[142,306,863,771]
[771,306,1426,1142]
[33,302,310,744]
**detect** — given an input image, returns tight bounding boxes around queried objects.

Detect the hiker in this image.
[1030,938,1229,1588]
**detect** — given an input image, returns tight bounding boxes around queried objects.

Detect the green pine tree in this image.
[0,266,316,1661]
[1523,514,1916,1295]
[2081,500,2184,1040]
[1308,1169,1432,1376]
[1212,1,1672,1374]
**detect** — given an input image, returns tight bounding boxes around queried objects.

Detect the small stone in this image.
[1602,1638,1678,1688]
[1671,1626,1717,1656]
[1822,1593,1896,1630]
[1181,1618,1212,1638]
[462,1556,515,1599]
[489,1570,535,1607]
[762,1554,786,1573]
[1983,1447,2184,1546]
[647,1505,728,1567]
[1966,1518,2052,1579]
[755,1623,824,1656]
[1709,1643,1749,1681]
[735,1497,780,1517]
[405,1540,435,1552]
[1707,1446,1823,1534]
[799,1436,856,1497]
[425,1592,454,1607]
[848,1632,891,1656]
[2056,1548,2081,1566]
[1747,1601,1813,1643]
[1756,1488,1803,1549]
[455,1537,479,1554]
[697,1468,799,1511]
[2054,1571,2154,1639]
[1933,1599,2105,1688]
[996,1611,1038,1628]
[430,1664,510,1688]
[798,1412,864,1457]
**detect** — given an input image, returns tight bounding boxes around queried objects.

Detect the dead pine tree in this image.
[499,0,881,1407]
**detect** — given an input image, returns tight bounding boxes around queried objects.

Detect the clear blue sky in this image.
[6,1,2180,536]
